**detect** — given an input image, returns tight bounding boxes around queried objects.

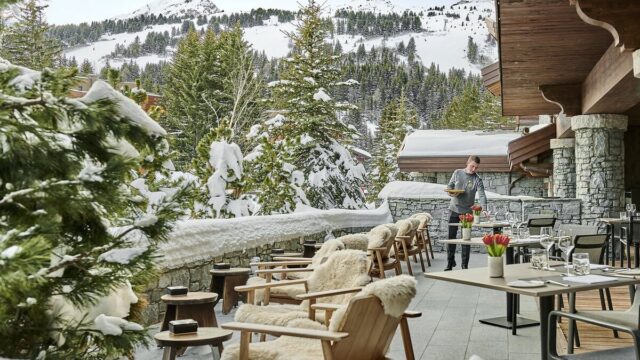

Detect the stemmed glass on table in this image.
[626,203,637,218]
[556,230,574,276]
[539,226,555,271]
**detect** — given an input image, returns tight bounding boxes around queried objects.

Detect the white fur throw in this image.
[312,239,345,266]
[410,213,432,228]
[336,233,369,251]
[234,250,371,325]
[246,276,307,305]
[367,225,391,249]
[383,223,399,239]
[220,318,326,360]
[408,218,421,231]
[396,219,413,237]
[329,275,417,332]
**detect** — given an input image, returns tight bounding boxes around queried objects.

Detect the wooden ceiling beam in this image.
[581,42,640,114]
[575,0,640,52]
[539,84,582,116]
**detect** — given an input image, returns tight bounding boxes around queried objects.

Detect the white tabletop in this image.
[448,221,510,228]
[438,237,541,247]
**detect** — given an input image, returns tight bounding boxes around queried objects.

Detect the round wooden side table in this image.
[154,327,233,360]
[160,292,219,331]
[209,267,251,314]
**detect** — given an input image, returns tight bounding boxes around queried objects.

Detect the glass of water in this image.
[557,234,574,276]
[531,248,546,270]
[573,253,590,275]
[539,227,555,271]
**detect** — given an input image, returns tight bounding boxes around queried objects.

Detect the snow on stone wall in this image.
[157,202,392,269]
[141,205,391,324]
[410,171,546,197]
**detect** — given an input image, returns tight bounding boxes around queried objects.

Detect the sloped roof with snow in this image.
[399,130,520,157]
[397,130,521,172]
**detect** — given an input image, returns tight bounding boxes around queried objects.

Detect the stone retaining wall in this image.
[386,197,582,252]
[410,171,546,197]
[140,226,373,325]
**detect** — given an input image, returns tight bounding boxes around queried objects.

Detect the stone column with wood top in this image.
[572,114,628,224]
[550,138,576,198]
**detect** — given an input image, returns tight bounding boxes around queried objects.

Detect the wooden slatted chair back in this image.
[330,295,400,359]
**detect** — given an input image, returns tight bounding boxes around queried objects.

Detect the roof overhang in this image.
[398,156,512,173]
[481,61,501,97]
[507,124,556,169]
[497,0,640,117]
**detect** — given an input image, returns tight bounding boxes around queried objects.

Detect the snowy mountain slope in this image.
[116,0,221,19]
[63,0,497,74]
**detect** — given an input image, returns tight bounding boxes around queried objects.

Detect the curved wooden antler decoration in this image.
[575,0,640,52]
[539,84,582,116]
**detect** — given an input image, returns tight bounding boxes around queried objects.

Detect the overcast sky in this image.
[46,0,152,24]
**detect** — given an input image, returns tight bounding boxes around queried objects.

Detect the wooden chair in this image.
[395,219,426,275]
[221,275,421,360]
[411,213,434,265]
[235,250,371,307]
[368,224,402,279]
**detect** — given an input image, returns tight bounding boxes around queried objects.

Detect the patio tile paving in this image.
[135,250,544,360]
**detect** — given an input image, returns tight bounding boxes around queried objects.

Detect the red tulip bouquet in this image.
[482,233,511,257]
[459,214,474,228]
[471,204,482,216]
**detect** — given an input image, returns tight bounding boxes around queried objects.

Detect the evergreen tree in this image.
[79,59,94,74]
[466,36,478,63]
[406,37,417,63]
[266,0,366,210]
[1,0,61,70]
[435,81,515,130]
[369,93,418,200]
[162,26,258,168]
[190,120,254,218]
[244,115,308,215]
[0,60,187,359]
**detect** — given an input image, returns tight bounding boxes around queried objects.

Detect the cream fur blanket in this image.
[222,275,417,360]
[235,250,371,325]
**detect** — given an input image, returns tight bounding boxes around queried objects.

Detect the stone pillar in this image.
[550,138,576,198]
[572,114,628,224]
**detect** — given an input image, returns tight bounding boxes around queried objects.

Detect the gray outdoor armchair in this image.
[548,284,640,359]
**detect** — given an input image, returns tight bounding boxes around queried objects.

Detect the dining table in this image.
[425,262,640,360]
[439,236,543,332]
[597,216,639,268]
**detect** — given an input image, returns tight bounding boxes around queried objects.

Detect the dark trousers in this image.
[447,211,471,267]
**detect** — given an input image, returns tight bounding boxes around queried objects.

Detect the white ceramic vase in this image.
[462,227,472,240]
[473,214,481,224]
[488,256,504,278]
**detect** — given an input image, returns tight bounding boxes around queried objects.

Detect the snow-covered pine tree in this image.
[163,26,257,168]
[1,0,61,70]
[190,120,254,218]
[369,92,418,200]
[244,115,308,215]
[0,60,187,358]
[268,0,366,210]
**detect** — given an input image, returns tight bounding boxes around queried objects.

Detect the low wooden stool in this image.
[209,268,250,314]
[160,292,219,331]
[154,327,232,360]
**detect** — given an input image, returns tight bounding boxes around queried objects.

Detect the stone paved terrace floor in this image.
[135,252,544,360]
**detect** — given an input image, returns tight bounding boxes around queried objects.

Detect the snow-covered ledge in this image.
[158,203,393,269]
[141,204,392,324]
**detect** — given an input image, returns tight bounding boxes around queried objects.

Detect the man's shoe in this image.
[462,265,468,270]
[444,266,452,271]
[444,261,456,271]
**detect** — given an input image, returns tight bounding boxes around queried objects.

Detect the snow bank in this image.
[80,81,167,137]
[157,202,393,269]
[378,181,536,200]
[399,130,520,157]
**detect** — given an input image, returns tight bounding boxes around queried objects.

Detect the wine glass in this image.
[539,227,555,271]
[557,232,574,276]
